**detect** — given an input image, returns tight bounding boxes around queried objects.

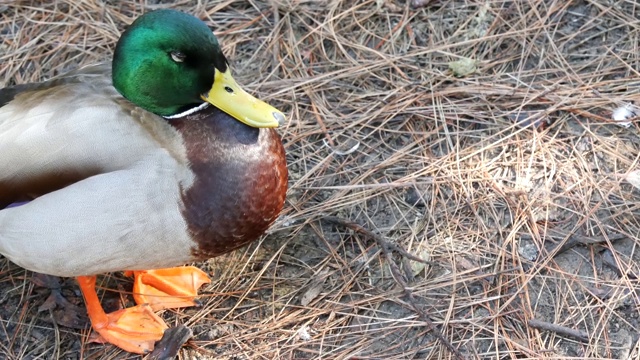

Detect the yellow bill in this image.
[201,68,284,128]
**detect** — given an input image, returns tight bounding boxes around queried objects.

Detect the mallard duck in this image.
[0,9,287,354]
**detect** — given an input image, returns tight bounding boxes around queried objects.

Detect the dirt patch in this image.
[1,0,640,359]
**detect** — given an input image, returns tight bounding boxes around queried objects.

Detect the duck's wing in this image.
[0,64,188,205]
[0,84,35,108]
[0,65,197,275]
[0,83,48,208]
[0,64,115,206]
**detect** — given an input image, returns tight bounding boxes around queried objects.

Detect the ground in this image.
[1,0,640,359]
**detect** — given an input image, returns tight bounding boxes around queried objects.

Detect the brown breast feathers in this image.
[169,105,287,259]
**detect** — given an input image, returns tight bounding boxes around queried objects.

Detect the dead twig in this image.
[323,216,465,360]
[528,319,590,343]
[532,229,628,257]
[324,216,436,265]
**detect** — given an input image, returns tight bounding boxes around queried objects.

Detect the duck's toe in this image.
[77,275,167,354]
[129,267,211,311]
[91,304,167,354]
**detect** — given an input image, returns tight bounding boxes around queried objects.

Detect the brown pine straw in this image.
[2,0,640,359]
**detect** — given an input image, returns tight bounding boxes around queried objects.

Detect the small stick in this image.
[324,216,465,360]
[324,216,435,265]
[528,319,590,342]
[535,229,627,257]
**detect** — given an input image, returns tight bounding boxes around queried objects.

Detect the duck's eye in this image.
[224,86,234,94]
[170,51,186,63]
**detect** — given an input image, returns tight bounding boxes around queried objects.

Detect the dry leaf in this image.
[449,57,477,77]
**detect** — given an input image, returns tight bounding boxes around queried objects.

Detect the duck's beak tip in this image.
[273,111,286,126]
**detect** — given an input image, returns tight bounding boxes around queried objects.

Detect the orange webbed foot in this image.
[77,276,167,354]
[90,303,167,354]
[128,266,211,311]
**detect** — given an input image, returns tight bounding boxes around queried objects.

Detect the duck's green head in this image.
[113,9,283,127]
